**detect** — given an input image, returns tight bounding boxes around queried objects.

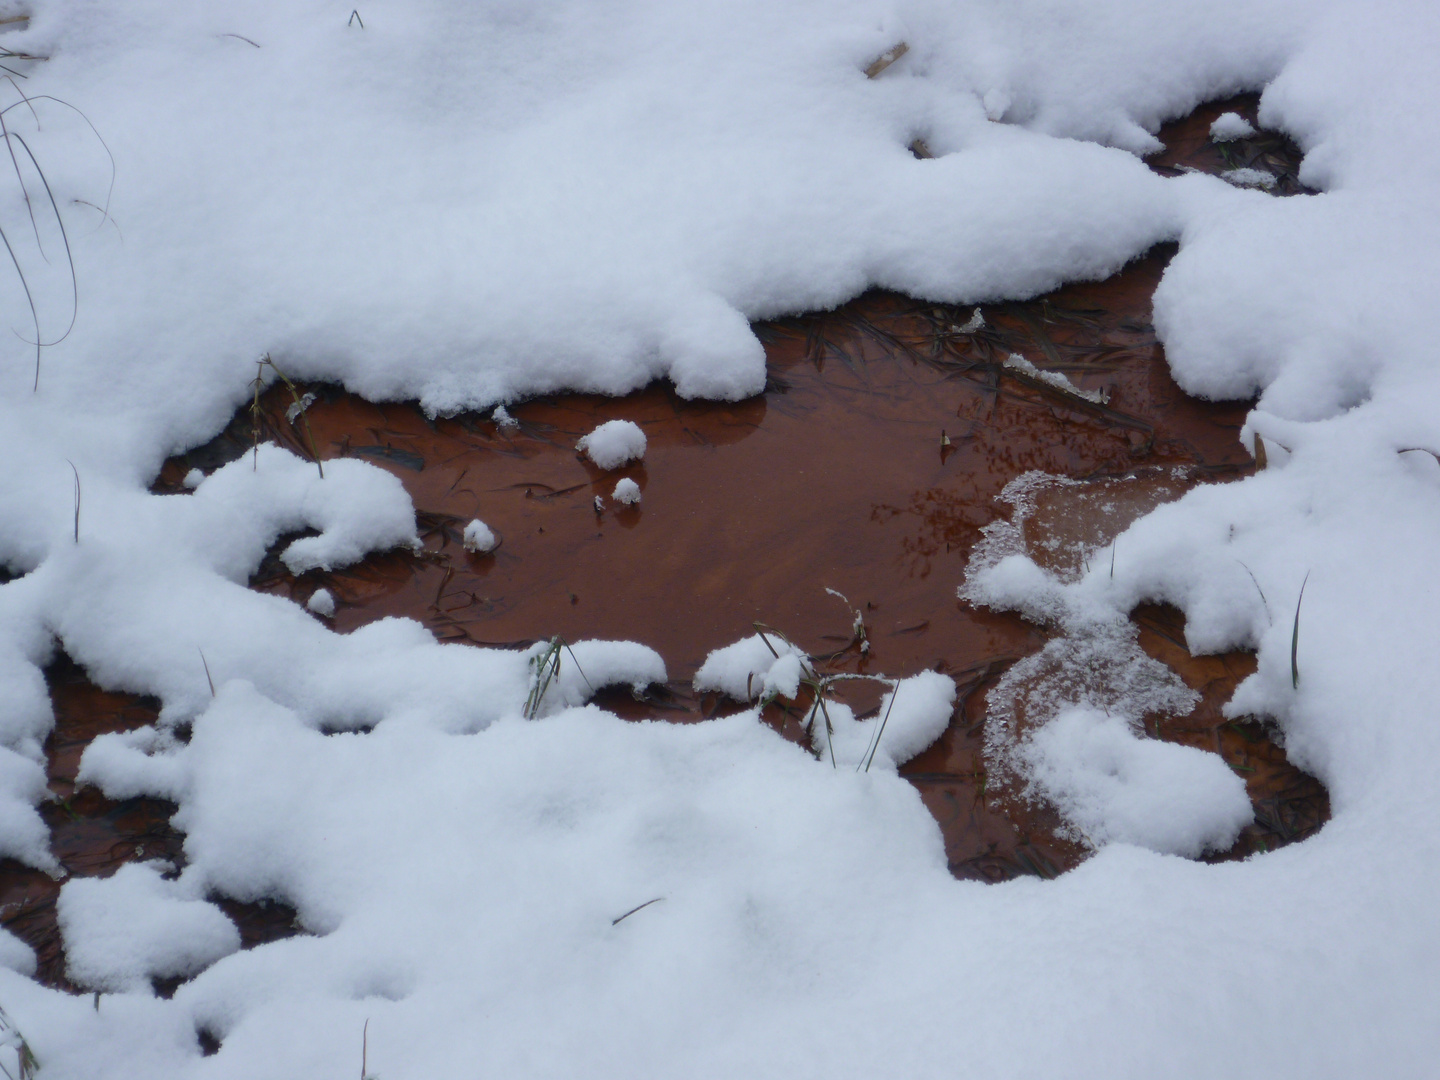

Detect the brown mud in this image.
[4,94,1326,988]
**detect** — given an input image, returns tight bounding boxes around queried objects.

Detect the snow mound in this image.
[56,862,240,993]
[1209,111,1256,141]
[577,421,647,470]
[1020,707,1252,856]
[695,633,808,701]
[613,478,642,505]
[305,588,335,618]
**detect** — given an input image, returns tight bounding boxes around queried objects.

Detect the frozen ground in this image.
[0,0,1438,1076]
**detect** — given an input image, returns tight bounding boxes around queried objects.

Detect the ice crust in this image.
[0,0,1436,1076]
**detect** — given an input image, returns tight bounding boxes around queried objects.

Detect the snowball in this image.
[181,468,204,490]
[306,588,336,618]
[576,421,647,469]
[1020,709,1253,858]
[463,519,498,554]
[612,478,642,505]
[56,862,241,992]
[1209,112,1256,141]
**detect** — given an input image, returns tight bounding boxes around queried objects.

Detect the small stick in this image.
[611,897,663,926]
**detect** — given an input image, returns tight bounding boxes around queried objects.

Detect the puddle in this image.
[3,95,1327,987]
[0,657,301,992]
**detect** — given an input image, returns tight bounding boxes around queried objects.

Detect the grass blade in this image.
[1291,571,1309,690]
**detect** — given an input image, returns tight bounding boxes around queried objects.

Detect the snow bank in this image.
[577,421,648,470]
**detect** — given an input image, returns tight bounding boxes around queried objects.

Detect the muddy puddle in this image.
[3,95,1327,987]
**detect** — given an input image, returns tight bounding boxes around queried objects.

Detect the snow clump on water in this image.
[577,420,647,470]
[1020,707,1252,857]
[612,477,642,505]
[462,518,497,554]
[304,588,335,618]
[0,0,1438,1076]
[1209,111,1257,141]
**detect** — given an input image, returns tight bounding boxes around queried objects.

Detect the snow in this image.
[461,518,497,554]
[56,863,240,993]
[576,421,647,470]
[304,588,335,618]
[612,478,642,506]
[1003,351,1111,405]
[0,0,1435,1076]
[694,633,809,701]
[1020,707,1252,856]
[1220,166,1278,188]
[1210,110,1257,141]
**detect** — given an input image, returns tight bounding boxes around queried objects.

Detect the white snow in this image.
[0,0,1435,1076]
[461,518,497,554]
[1020,707,1252,856]
[1220,166,1278,188]
[576,421,647,470]
[55,863,240,993]
[1209,111,1257,141]
[694,633,809,701]
[304,588,335,618]
[1003,352,1111,405]
[612,478,642,506]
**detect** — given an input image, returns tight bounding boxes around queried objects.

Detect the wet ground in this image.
[2,94,1327,989]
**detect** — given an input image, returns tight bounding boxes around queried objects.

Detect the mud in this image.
[4,95,1327,988]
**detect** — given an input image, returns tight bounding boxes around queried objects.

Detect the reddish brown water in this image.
[3,95,1326,989]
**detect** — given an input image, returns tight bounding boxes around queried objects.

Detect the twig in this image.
[611,897,663,925]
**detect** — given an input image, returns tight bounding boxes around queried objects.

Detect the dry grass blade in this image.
[1291,571,1309,690]
[253,356,325,478]
[0,1003,39,1080]
[66,458,78,541]
[611,897,663,926]
[864,41,908,78]
[858,680,900,773]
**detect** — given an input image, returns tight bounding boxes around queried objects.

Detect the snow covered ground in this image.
[0,0,1438,1076]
